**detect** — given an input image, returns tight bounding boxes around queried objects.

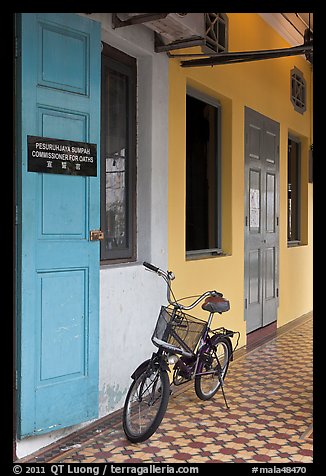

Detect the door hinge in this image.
[276,216,279,227]
[245,216,248,227]
[15,36,20,59]
[15,205,19,225]
[276,288,279,298]
[245,298,248,309]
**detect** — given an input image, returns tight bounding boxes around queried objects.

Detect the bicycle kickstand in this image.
[218,375,230,410]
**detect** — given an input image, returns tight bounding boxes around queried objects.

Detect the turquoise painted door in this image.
[16,13,101,437]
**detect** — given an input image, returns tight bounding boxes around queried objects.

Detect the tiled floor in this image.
[18,315,313,464]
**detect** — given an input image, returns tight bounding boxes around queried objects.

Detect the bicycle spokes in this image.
[123,366,170,442]
[195,337,231,403]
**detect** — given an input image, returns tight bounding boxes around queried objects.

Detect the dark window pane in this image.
[186,94,219,253]
[100,46,136,262]
[290,68,306,114]
[218,19,226,49]
[288,139,300,242]
[105,70,128,252]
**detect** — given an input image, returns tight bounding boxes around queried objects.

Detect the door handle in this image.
[90,230,104,241]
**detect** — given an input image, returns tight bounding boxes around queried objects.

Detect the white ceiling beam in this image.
[258,13,304,47]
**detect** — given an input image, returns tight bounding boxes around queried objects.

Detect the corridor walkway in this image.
[18,314,313,464]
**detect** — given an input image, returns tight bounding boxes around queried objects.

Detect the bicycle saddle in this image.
[202,296,230,314]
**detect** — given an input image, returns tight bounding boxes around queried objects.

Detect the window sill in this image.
[100,256,137,268]
[287,241,301,248]
[186,250,230,261]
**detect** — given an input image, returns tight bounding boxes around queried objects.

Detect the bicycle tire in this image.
[123,363,170,443]
[194,335,232,401]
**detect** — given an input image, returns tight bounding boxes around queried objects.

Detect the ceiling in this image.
[111,13,313,66]
[112,13,313,50]
[259,13,313,46]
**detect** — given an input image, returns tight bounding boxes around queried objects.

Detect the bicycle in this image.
[122,261,240,443]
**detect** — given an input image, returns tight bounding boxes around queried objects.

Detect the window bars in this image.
[204,13,228,53]
[291,67,306,114]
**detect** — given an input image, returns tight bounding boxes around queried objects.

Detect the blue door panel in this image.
[40,175,86,237]
[34,376,97,434]
[17,13,101,437]
[37,269,87,381]
[38,106,89,143]
[40,25,89,94]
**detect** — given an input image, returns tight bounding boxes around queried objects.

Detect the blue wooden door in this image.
[16,13,101,437]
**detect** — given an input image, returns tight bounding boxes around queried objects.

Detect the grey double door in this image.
[244,107,280,334]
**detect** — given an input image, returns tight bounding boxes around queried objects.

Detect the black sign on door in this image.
[27,135,97,177]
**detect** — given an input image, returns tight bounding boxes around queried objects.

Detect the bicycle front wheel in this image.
[123,363,170,443]
[195,336,231,401]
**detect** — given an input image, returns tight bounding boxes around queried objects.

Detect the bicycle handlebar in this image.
[142,261,222,310]
[143,262,160,273]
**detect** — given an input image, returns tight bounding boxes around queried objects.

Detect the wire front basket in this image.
[152,306,207,357]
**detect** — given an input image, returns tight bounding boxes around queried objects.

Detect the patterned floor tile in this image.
[18,315,313,464]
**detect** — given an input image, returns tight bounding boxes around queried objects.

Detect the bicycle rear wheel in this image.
[195,335,231,401]
[123,363,170,443]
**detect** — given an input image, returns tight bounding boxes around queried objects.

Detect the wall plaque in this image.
[27,135,97,176]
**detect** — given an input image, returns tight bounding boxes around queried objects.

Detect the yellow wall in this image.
[168,13,313,347]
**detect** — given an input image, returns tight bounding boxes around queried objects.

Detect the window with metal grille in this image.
[290,67,306,114]
[204,13,228,53]
[100,44,137,262]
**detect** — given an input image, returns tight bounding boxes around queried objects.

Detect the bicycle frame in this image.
[144,262,234,378]
[172,325,231,382]
[123,262,239,442]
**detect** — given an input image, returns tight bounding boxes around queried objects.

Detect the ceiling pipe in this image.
[180,43,313,67]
